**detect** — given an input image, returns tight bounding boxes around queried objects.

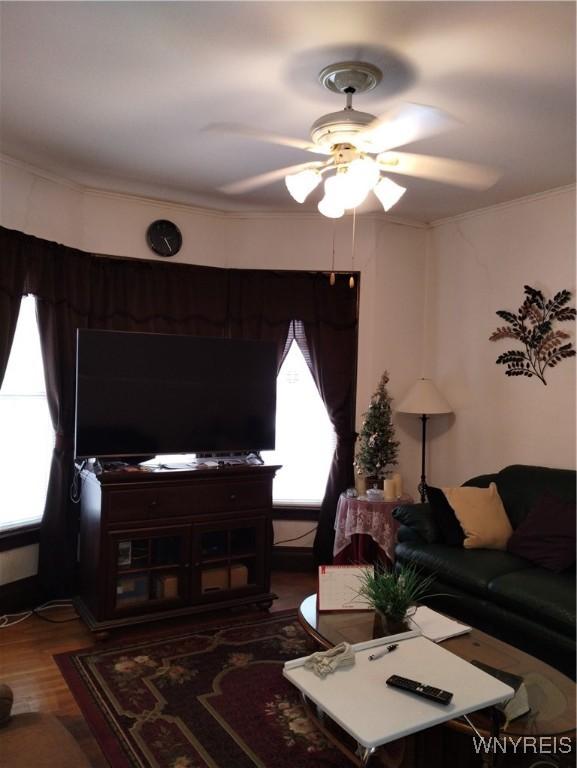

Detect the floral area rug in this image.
[55,612,358,768]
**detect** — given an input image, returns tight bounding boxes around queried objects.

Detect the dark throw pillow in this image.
[425,485,465,547]
[507,492,576,572]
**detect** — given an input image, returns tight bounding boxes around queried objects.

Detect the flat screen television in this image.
[74,329,277,460]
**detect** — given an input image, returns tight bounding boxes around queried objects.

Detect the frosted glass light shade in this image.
[397,378,452,415]
[285,169,322,203]
[318,195,344,218]
[324,172,369,210]
[374,176,407,212]
[348,157,380,190]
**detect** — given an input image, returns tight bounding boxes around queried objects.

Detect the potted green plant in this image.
[356,563,435,634]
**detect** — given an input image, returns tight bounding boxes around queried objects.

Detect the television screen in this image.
[75,330,277,459]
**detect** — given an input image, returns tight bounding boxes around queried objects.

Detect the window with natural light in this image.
[0,296,54,531]
[262,340,336,505]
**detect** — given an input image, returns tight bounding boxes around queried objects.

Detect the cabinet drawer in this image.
[106,487,192,522]
[194,480,270,513]
[105,480,270,522]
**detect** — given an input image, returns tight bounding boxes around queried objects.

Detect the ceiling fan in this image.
[208,61,501,218]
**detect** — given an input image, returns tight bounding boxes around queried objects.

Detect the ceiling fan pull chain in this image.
[349,208,356,288]
[330,221,336,286]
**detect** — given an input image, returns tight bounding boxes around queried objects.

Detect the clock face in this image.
[146,220,182,257]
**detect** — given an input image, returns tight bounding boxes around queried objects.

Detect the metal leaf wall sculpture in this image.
[489,285,576,385]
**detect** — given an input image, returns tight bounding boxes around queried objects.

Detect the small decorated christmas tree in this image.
[355,371,399,481]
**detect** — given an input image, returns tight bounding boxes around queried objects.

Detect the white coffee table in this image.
[284,626,513,766]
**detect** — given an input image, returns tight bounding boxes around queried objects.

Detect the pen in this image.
[368,643,398,661]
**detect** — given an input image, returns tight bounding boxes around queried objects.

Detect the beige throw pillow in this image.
[442,483,512,550]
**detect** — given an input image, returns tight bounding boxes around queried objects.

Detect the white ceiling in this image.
[1,1,575,223]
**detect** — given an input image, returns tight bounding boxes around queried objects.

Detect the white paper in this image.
[409,606,471,642]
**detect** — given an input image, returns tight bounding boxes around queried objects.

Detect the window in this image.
[0,296,54,531]
[262,340,336,506]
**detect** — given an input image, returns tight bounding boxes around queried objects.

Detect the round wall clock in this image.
[146,219,182,257]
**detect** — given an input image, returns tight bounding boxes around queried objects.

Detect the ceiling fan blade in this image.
[204,123,330,155]
[377,151,501,190]
[218,161,325,195]
[360,103,458,153]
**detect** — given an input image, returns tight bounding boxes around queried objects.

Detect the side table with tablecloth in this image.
[333,493,413,567]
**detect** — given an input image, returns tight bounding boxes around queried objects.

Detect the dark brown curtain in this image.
[0,231,29,386]
[1,226,358,595]
[229,270,359,564]
[294,283,358,565]
[23,234,229,597]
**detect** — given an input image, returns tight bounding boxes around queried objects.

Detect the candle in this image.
[383,478,396,501]
[392,472,402,498]
[355,474,367,496]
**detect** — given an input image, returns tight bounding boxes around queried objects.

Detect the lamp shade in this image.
[373,176,407,212]
[318,195,344,218]
[396,378,452,415]
[285,169,322,203]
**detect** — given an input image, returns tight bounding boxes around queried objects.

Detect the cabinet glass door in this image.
[111,528,189,613]
[193,517,266,600]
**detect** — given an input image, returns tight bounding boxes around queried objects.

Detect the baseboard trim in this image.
[0,575,41,613]
[272,545,315,572]
[273,506,319,522]
[0,525,39,551]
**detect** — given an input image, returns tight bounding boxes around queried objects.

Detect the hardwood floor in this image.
[0,569,317,767]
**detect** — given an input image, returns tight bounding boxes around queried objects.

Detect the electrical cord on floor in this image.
[274,525,318,546]
[33,605,79,623]
[0,599,78,628]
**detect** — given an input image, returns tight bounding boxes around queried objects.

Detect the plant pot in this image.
[373,608,414,637]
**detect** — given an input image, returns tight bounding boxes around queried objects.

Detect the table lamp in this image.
[397,378,452,503]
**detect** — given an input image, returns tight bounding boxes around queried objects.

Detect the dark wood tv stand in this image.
[76,463,281,631]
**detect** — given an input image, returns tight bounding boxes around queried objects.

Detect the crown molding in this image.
[1,153,426,230]
[429,183,576,228]
[1,153,85,192]
[4,152,570,233]
[224,209,427,228]
[83,185,229,219]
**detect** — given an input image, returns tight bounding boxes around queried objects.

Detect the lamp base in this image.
[419,414,429,504]
[418,480,427,505]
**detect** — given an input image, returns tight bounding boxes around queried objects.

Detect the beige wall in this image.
[426,187,576,486]
[1,157,574,573]
[0,157,428,564]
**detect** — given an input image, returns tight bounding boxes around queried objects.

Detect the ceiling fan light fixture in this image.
[217,62,492,216]
[285,168,322,203]
[318,195,344,218]
[374,176,407,212]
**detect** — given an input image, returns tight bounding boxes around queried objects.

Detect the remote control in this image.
[386,675,453,705]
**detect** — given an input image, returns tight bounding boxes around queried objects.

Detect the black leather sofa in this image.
[393,465,576,679]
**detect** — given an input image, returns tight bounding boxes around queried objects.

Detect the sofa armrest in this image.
[393,503,439,545]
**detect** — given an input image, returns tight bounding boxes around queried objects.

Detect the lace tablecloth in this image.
[333,493,413,564]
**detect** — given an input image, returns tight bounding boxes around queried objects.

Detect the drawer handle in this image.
[229,493,237,501]
[149,500,158,508]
